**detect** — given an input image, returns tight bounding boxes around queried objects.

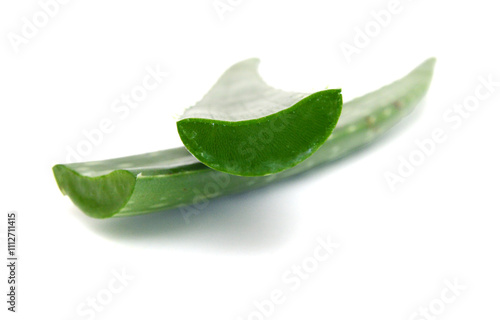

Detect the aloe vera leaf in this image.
[177,58,343,176]
[53,58,435,219]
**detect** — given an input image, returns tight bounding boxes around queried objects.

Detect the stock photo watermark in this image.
[76,267,134,320]
[179,171,232,223]
[408,278,466,320]
[339,0,413,63]
[6,211,18,313]
[236,235,340,320]
[65,65,168,163]
[237,114,292,162]
[384,74,499,191]
[213,0,244,21]
[7,0,72,53]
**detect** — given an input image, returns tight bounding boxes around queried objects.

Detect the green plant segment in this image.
[53,58,435,219]
[177,59,343,176]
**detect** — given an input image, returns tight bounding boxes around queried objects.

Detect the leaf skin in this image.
[177,59,343,176]
[53,58,436,219]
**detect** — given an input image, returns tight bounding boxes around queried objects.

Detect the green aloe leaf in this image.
[177,58,342,176]
[53,58,436,219]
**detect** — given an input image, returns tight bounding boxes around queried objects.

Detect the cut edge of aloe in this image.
[177,89,342,176]
[53,165,136,219]
[53,58,436,219]
[177,59,343,176]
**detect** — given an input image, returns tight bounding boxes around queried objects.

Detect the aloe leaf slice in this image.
[177,58,343,176]
[53,58,436,219]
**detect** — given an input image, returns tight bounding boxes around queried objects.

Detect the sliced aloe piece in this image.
[53,58,436,219]
[177,59,343,176]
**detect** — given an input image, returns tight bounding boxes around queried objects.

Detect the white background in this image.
[1,0,499,319]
